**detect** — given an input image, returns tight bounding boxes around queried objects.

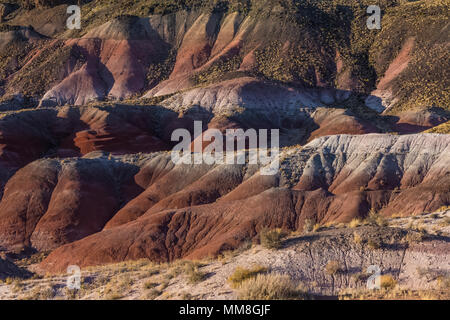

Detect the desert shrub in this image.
[440,217,450,227]
[12,280,24,294]
[365,209,388,227]
[349,218,362,228]
[237,274,307,300]
[325,261,342,276]
[367,239,381,250]
[64,287,78,300]
[437,276,450,290]
[143,281,158,290]
[143,288,161,300]
[260,228,286,249]
[181,292,192,300]
[228,265,268,288]
[303,219,315,233]
[435,205,450,213]
[404,231,425,245]
[353,232,362,245]
[27,285,56,300]
[107,292,123,300]
[103,275,133,300]
[380,275,397,291]
[353,272,369,283]
[185,263,207,284]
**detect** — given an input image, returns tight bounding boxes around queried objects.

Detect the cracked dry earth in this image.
[0,211,449,300]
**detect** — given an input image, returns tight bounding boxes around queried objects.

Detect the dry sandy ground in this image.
[0,210,449,300]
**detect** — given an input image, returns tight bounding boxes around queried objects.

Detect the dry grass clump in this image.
[11,279,25,294]
[143,281,159,290]
[380,275,397,291]
[260,228,286,249]
[439,217,450,227]
[367,238,381,250]
[237,273,308,300]
[24,285,56,300]
[353,232,363,245]
[228,265,268,288]
[166,260,206,279]
[184,262,207,284]
[437,276,450,290]
[102,274,134,300]
[142,288,161,300]
[404,230,426,245]
[303,218,315,233]
[325,260,342,276]
[435,205,450,213]
[349,218,362,228]
[365,210,388,227]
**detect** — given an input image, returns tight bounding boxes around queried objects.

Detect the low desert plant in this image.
[303,218,315,233]
[437,276,450,290]
[183,262,207,284]
[237,273,308,300]
[353,232,363,245]
[12,280,24,294]
[325,261,342,276]
[143,281,159,290]
[228,265,268,288]
[380,275,397,291]
[143,288,161,300]
[440,217,450,227]
[435,205,450,213]
[367,239,381,250]
[349,218,362,228]
[260,228,286,249]
[353,272,369,283]
[404,231,425,245]
[64,287,79,300]
[365,209,388,227]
